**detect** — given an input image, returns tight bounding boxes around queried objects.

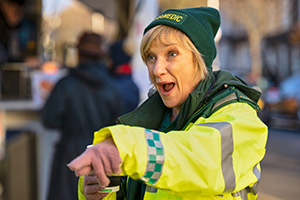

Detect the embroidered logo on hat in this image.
[154,11,188,25]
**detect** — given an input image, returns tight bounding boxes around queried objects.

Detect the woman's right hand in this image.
[67,137,122,186]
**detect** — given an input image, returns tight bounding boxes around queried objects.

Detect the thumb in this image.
[67,151,93,176]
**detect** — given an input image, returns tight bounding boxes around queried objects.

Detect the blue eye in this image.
[149,55,155,60]
[169,51,178,57]
[147,55,156,64]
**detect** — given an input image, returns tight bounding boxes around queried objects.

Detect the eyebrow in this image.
[150,41,179,51]
[161,40,178,47]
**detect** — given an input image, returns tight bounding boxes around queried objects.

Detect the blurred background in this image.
[0,0,299,200]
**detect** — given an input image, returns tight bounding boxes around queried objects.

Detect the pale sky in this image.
[42,0,73,16]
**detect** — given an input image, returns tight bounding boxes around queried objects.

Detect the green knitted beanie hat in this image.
[144,7,220,71]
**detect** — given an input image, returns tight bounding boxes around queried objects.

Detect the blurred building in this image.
[263,0,300,85]
[0,1,159,200]
[0,0,42,100]
[219,0,300,86]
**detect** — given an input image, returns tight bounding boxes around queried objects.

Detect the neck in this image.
[170,107,180,122]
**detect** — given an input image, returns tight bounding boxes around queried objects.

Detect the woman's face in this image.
[146,32,202,115]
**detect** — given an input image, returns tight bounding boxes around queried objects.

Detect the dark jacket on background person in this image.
[0,0,36,65]
[109,40,140,114]
[0,10,10,63]
[42,61,124,200]
[111,64,140,114]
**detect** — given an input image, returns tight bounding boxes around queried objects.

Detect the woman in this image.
[68,7,268,200]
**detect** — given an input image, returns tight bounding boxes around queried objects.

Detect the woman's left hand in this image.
[83,172,109,200]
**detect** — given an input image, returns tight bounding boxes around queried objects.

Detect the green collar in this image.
[117,70,261,130]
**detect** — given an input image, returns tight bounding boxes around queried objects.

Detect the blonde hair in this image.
[140,25,208,79]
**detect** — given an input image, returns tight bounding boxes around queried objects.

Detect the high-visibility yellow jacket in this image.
[78,70,268,200]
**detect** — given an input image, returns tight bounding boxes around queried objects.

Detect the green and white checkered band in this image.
[141,129,165,185]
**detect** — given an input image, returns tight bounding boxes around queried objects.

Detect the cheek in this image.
[147,67,155,83]
[180,71,199,92]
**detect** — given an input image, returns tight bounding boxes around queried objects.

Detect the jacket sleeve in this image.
[41,80,66,129]
[93,102,268,197]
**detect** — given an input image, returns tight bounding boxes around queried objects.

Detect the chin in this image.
[162,100,177,109]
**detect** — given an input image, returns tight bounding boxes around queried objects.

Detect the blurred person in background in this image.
[108,40,140,115]
[67,7,268,200]
[0,0,38,66]
[42,32,124,200]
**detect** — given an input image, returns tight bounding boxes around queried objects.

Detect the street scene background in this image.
[0,0,300,200]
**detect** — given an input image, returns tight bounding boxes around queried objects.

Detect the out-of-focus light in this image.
[207,0,219,9]
[92,12,104,34]
[45,16,62,30]
[41,61,59,75]
[215,28,222,43]
[42,0,73,17]
[208,0,221,43]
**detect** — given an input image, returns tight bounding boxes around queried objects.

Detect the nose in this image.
[153,57,167,77]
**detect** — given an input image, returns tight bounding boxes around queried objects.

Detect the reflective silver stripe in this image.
[232,184,258,200]
[146,185,158,193]
[197,122,235,193]
[249,182,259,196]
[212,93,237,111]
[250,164,260,195]
[141,129,165,185]
[231,164,261,199]
[253,164,260,181]
[232,188,249,200]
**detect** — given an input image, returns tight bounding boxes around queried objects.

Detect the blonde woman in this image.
[68,7,268,200]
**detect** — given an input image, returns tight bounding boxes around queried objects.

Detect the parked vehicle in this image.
[259,74,300,129]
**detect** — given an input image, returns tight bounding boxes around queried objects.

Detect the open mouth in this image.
[162,83,175,93]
